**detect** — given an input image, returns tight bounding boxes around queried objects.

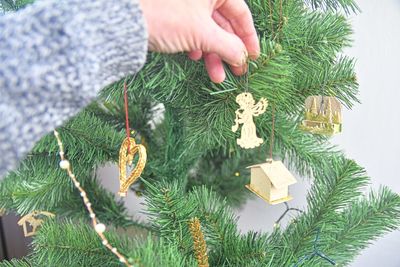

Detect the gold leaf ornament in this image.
[232,92,268,149]
[118,137,147,197]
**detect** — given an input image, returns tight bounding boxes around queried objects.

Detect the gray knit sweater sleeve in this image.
[0,0,148,177]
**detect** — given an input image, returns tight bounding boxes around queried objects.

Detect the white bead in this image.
[74,182,80,187]
[80,192,86,197]
[118,192,127,197]
[119,257,126,263]
[87,202,92,207]
[102,240,108,245]
[112,248,117,253]
[90,213,95,218]
[59,160,70,169]
[95,223,106,234]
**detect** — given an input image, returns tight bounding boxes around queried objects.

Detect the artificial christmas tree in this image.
[1,0,400,266]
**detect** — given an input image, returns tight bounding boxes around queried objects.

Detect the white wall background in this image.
[99,1,400,266]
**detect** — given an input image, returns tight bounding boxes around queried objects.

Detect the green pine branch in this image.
[143,179,196,254]
[29,220,194,267]
[325,187,400,266]
[257,112,339,179]
[0,259,32,267]
[32,111,124,164]
[305,0,360,14]
[0,0,33,12]
[144,180,270,266]
[294,56,359,109]
[0,156,142,228]
[266,158,370,266]
[0,111,147,228]
[187,148,257,206]
[284,11,353,60]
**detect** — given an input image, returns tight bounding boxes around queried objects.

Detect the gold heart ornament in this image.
[118,137,147,197]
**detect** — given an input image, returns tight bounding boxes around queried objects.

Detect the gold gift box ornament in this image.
[300,96,342,136]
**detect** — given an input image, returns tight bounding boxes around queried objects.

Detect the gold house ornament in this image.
[232,92,268,149]
[300,96,342,136]
[17,211,55,237]
[246,159,297,205]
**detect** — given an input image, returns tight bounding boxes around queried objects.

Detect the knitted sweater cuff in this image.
[0,0,148,177]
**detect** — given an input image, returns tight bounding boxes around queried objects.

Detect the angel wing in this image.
[252,97,268,116]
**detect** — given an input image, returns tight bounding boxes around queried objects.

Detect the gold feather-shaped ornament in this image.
[118,136,147,197]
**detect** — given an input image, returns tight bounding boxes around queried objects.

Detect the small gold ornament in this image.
[246,159,297,205]
[17,211,55,237]
[118,137,147,197]
[300,96,342,136]
[232,92,268,149]
[188,217,209,267]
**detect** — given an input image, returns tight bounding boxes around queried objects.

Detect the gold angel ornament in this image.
[232,92,268,149]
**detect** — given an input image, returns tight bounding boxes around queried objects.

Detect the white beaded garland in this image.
[54,130,131,267]
[59,160,70,169]
[95,223,106,234]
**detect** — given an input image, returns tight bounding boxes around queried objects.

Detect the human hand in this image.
[139,0,260,83]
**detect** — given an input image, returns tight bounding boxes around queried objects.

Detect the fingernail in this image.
[235,51,248,67]
[249,51,260,60]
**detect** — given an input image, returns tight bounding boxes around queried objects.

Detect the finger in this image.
[204,53,226,83]
[218,0,260,59]
[213,11,248,76]
[212,10,234,33]
[202,19,247,67]
[230,63,248,76]
[188,50,203,61]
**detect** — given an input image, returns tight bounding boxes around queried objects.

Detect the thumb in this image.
[202,20,247,67]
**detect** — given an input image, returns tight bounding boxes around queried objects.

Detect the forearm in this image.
[0,0,148,177]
